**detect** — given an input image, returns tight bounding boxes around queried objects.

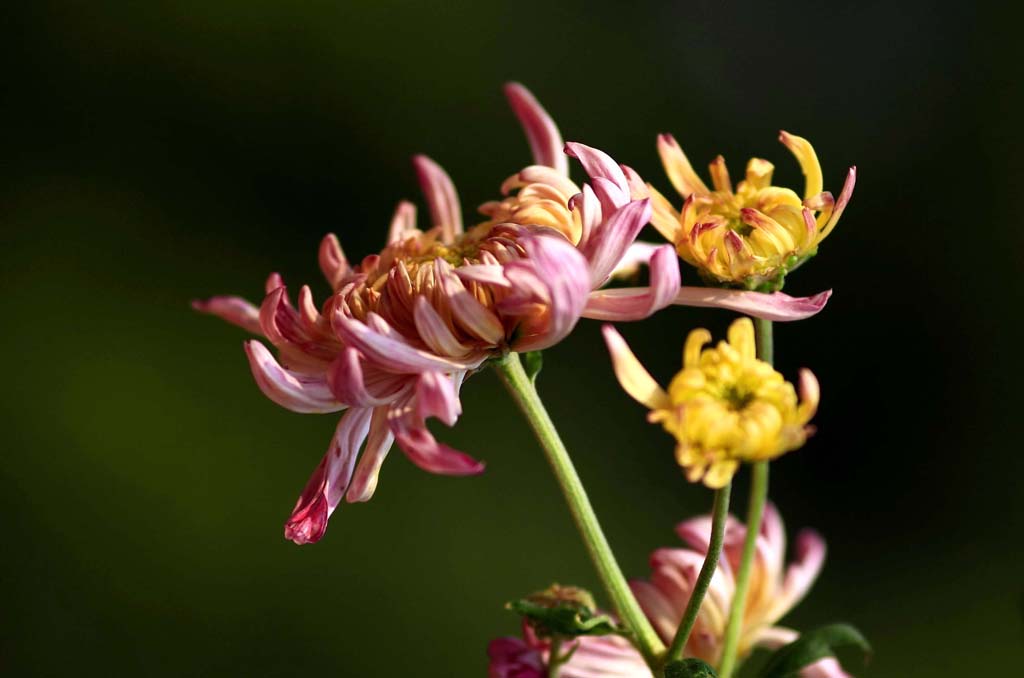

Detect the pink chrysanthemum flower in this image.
[488,624,650,678]
[631,504,851,677]
[195,84,829,545]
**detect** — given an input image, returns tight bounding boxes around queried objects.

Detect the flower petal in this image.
[345,406,395,503]
[192,296,262,334]
[609,241,662,280]
[601,325,670,410]
[673,288,832,321]
[319,234,349,290]
[387,200,418,244]
[582,244,680,321]
[413,154,462,244]
[779,131,823,199]
[818,166,857,241]
[564,142,629,199]
[244,340,344,413]
[504,82,568,177]
[657,133,710,197]
[583,199,653,286]
[283,407,372,544]
[327,347,410,407]
[776,529,826,614]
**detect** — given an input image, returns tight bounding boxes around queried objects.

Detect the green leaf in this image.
[758,623,871,678]
[524,350,543,384]
[664,658,718,678]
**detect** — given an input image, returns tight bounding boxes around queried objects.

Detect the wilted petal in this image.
[244,340,344,413]
[673,288,832,321]
[283,407,372,544]
[192,296,262,334]
[601,325,670,410]
[413,154,462,244]
[504,82,568,176]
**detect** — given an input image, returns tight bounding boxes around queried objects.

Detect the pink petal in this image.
[345,406,395,503]
[581,244,680,321]
[821,166,857,238]
[564,142,629,198]
[413,154,462,244]
[327,347,411,407]
[453,264,512,287]
[673,288,832,321]
[192,296,262,334]
[318,234,349,290]
[487,637,545,678]
[582,199,653,286]
[412,296,474,358]
[435,259,506,344]
[415,371,461,427]
[331,307,482,373]
[386,200,418,244]
[283,407,372,544]
[244,340,344,413]
[801,657,853,678]
[609,241,662,279]
[504,82,568,176]
[392,425,485,475]
[778,529,827,612]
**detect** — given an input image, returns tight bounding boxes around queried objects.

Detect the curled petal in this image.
[609,241,662,280]
[777,529,827,614]
[565,142,629,200]
[819,166,857,241]
[327,347,410,407]
[779,131,823,199]
[345,406,395,503]
[283,407,372,544]
[390,421,485,476]
[244,340,344,413]
[192,296,262,334]
[673,288,832,321]
[504,82,568,176]
[413,296,474,358]
[583,199,654,286]
[415,371,461,427]
[387,200,417,244]
[582,244,680,321]
[319,234,349,290]
[413,154,462,244]
[435,259,506,345]
[601,325,670,410]
[453,264,512,288]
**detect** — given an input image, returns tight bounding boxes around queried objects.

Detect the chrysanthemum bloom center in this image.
[649,132,856,290]
[648,318,818,487]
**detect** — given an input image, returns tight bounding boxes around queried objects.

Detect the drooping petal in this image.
[345,406,395,503]
[504,82,568,177]
[192,296,262,334]
[582,199,653,286]
[413,154,463,244]
[415,371,461,427]
[391,423,486,476]
[581,244,681,321]
[657,133,710,197]
[609,241,662,280]
[283,407,373,544]
[564,142,629,201]
[327,347,411,407]
[673,288,832,321]
[601,325,670,410]
[387,200,418,244]
[818,166,857,242]
[244,340,344,413]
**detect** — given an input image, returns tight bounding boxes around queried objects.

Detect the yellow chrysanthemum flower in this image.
[647,132,856,290]
[602,319,819,487]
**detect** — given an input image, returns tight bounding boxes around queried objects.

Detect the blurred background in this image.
[3,1,1021,675]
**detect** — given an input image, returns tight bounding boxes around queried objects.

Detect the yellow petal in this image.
[684,328,712,368]
[703,459,739,488]
[727,318,756,361]
[646,183,687,246]
[658,133,710,197]
[779,131,823,199]
[601,325,670,410]
[708,155,733,193]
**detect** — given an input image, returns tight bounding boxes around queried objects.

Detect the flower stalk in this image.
[663,482,731,665]
[495,351,666,667]
[717,317,773,678]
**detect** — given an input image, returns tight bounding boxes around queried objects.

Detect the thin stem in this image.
[547,638,564,678]
[664,483,732,663]
[717,318,773,678]
[495,352,666,667]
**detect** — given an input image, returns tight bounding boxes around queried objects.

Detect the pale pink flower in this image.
[488,624,651,678]
[195,84,827,545]
[631,504,852,677]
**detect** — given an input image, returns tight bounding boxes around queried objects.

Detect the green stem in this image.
[717,318,773,678]
[495,352,666,668]
[548,638,564,678]
[664,483,732,664]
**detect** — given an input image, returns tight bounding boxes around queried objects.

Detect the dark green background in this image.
[3,2,1020,676]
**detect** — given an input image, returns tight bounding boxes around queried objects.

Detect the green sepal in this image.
[664,658,718,678]
[757,623,871,678]
[523,350,543,384]
[506,585,624,638]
